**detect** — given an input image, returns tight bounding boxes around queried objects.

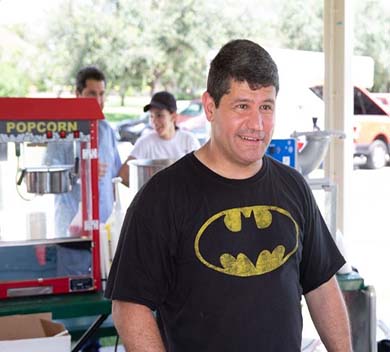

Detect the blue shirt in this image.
[47,120,122,235]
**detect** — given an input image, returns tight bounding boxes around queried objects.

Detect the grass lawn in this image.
[104,95,149,123]
[104,110,137,123]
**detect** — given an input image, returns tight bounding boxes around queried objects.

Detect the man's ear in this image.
[171,111,177,124]
[202,91,216,122]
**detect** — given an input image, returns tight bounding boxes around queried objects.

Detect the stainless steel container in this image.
[291,130,346,176]
[128,159,176,199]
[19,165,74,194]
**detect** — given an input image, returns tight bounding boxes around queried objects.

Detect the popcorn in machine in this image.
[0,97,103,298]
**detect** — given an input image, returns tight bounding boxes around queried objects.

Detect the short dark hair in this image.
[207,39,279,107]
[75,66,106,94]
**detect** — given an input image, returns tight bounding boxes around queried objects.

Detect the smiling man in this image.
[106,39,352,351]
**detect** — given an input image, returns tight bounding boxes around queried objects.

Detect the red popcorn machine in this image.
[0,97,103,299]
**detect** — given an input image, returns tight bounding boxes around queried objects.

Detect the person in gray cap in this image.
[119,91,200,186]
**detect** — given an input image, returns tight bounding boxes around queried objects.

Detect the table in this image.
[0,291,115,352]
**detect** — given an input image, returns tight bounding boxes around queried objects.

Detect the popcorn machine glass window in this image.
[0,98,102,299]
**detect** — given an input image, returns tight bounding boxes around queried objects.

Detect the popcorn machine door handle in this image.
[16,168,26,186]
[74,156,79,174]
[71,157,80,185]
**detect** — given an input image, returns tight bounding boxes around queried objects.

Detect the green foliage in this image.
[104,111,137,122]
[0,62,29,97]
[39,0,286,101]
[278,0,323,51]
[354,1,390,91]
[0,0,388,98]
[0,24,37,96]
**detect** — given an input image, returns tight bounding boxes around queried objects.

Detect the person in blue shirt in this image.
[48,66,122,236]
[46,66,122,352]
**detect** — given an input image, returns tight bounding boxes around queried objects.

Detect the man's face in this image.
[149,107,176,139]
[203,80,276,169]
[76,79,105,110]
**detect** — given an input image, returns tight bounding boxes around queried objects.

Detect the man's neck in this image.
[194,142,263,179]
[160,127,176,140]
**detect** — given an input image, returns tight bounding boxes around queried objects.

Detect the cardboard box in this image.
[0,312,70,352]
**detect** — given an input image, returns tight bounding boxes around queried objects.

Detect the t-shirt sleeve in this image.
[189,134,201,151]
[105,185,176,309]
[129,135,150,159]
[299,182,346,295]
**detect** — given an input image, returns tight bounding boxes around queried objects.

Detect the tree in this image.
[0,26,35,96]
[277,0,323,51]
[41,0,215,102]
[110,0,220,97]
[0,62,29,96]
[5,0,388,100]
[354,1,390,91]
[38,0,135,96]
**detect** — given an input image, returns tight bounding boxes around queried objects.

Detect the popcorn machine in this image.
[0,97,103,298]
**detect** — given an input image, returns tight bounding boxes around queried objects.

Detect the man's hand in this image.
[118,156,135,187]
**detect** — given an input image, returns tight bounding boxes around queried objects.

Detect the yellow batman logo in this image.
[194,206,299,277]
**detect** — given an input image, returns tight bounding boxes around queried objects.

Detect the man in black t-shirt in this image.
[106,39,352,351]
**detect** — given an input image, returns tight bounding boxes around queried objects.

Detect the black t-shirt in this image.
[106,153,345,352]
